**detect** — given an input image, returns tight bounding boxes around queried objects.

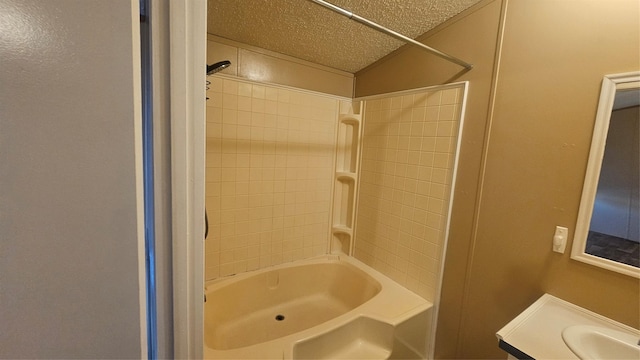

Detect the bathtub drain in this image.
[275,314,285,321]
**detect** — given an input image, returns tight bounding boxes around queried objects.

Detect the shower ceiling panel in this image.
[207,0,483,73]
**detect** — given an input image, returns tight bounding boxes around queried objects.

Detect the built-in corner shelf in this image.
[331,225,352,236]
[330,101,363,255]
[336,172,356,181]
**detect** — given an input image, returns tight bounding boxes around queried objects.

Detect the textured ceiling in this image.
[207,0,482,73]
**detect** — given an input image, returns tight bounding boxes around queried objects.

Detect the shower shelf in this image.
[331,225,352,236]
[336,114,361,174]
[336,172,356,181]
[339,116,360,125]
[330,102,363,255]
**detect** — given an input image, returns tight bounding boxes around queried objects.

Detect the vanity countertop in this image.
[496,294,639,359]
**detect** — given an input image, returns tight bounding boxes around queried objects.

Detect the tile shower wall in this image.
[205,77,339,280]
[354,86,464,301]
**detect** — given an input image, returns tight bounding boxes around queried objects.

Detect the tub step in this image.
[293,317,393,360]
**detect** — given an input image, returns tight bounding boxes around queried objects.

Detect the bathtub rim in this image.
[205,254,378,292]
[204,256,384,351]
[203,254,433,359]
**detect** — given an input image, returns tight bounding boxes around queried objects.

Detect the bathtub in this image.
[204,255,433,359]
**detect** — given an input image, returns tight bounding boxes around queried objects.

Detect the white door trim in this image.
[169,0,207,358]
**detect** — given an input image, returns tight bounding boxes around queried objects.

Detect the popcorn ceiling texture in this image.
[207,0,482,73]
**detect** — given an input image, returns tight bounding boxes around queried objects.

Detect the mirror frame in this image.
[571,71,640,278]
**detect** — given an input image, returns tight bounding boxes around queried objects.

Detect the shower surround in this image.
[205,77,341,279]
[205,76,465,303]
[355,86,464,300]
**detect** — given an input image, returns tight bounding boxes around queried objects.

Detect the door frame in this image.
[160,0,207,358]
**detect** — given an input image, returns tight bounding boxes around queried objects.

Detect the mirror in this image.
[572,72,640,278]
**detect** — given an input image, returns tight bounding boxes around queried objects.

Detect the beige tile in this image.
[205,78,338,280]
[425,107,439,122]
[223,79,238,95]
[354,86,463,301]
[222,93,238,110]
[440,88,459,105]
[208,92,223,107]
[238,82,252,97]
[208,77,223,93]
[207,107,223,123]
[252,85,265,99]
[238,96,252,111]
[426,91,441,106]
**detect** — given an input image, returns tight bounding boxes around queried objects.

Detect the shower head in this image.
[207,60,231,75]
[206,60,231,101]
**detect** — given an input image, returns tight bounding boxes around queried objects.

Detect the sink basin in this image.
[562,325,640,360]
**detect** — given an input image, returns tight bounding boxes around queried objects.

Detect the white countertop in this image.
[496,294,639,359]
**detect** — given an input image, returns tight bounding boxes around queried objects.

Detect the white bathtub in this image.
[204,255,433,359]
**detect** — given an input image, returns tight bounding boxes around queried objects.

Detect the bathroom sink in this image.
[562,325,640,360]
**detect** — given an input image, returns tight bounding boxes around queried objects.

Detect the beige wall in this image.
[357,0,640,358]
[465,0,640,358]
[208,35,354,98]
